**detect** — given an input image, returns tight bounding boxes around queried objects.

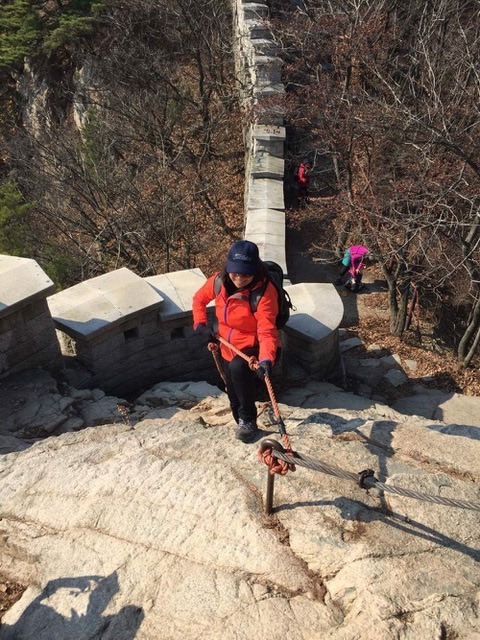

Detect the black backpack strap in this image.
[249,280,268,313]
[284,289,295,311]
[213,273,222,296]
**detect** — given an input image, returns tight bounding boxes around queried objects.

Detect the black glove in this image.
[256,360,272,379]
[194,323,213,340]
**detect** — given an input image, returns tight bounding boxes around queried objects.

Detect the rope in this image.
[208,342,227,386]
[208,338,479,511]
[213,335,296,475]
[267,444,480,512]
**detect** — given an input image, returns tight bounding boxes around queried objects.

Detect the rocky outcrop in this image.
[0,372,479,639]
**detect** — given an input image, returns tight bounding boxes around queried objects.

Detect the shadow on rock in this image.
[426,423,480,440]
[0,571,144,640]
[274,498,480,562]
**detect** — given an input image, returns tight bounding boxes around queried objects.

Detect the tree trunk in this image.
[390,280,410,337]
[457,294,480,367]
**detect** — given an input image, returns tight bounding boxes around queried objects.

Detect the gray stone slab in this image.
[0,255,56,317]
[283,283,343,341]
[145,269,213,322]
[384,369,408,387]
[253,57,282,84]
[243,237,287,274]
[380,353,402,367]
[48,268,163,340]
[250,38,277,56]
[243,3,269,19]
[245,224,285,248]
[252,138,284,157]
[251,153,284,179]
[247,178,285,210]
[340,337,363,352]
[253,83,285,97]
[359,359,381,368]
[244,216,285,238]
[244,208,285,225]
[393,392,480,428]
[434,393,480,427]
[244,21,272,40]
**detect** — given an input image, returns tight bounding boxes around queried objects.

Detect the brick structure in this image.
[0,255,63,378]
[48,267,217,396]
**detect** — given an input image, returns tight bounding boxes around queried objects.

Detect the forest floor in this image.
[286,214,480,398]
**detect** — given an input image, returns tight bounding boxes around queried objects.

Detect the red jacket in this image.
[296,163,311,186]
[192,273,279,362]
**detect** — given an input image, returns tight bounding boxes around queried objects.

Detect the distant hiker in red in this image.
[336,245,369,291]
[192,240,279,444]
[295,160,312,206]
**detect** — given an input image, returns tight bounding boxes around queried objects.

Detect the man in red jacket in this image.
[295,160,312,206]
[192,240,279,443]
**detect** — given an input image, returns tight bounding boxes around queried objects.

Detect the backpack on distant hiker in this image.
[214,261,295,329]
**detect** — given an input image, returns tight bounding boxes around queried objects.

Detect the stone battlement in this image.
[0,257,343,396]
[0,1,344,396]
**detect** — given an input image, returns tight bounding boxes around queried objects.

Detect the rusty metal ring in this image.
[259,438,285,453]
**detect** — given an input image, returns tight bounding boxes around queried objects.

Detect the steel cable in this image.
[207,336,480,512]
[270,447,480,512]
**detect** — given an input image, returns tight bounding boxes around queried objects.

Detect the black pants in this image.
[223,347,258,425]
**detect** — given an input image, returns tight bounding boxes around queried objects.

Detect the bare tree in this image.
[272,0,480,365]
[4,0,245,286]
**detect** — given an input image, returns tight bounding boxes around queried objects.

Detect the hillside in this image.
[287,212,480,398]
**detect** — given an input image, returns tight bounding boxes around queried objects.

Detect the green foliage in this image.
[42,0,104,53]
[0,0,40,68]
[0,0,104,69]
[0,180,33,256]
[0,181,81,289]
[39,248,82,290]
[80,107,104,169]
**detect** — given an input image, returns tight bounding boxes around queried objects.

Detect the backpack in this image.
[214,261,295,329]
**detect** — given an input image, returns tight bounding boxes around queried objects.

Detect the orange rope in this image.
[257,447,293,476]
[208,342,226,386]
[214,334,296,475]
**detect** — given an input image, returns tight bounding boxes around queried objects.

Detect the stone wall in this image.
[233,1,288,274]
[48,268,217,396]
[0,256,63,379]
[0,1,344,394]
[232,0,343,381]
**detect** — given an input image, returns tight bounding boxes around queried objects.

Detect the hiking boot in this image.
[235,419,257,443]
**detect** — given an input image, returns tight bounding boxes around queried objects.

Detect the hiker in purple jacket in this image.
[336,245,369,289]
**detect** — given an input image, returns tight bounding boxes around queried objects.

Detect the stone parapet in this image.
[145,269,214,322]
[48,267,162,341]
[247,177,285,210]
[282,283,344,379]
[232,0,343,382]
[242,2,269,19]
[0,255,63,378]
[251,152,284,179]
[244,123,287,271]
[47,267,217,395]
